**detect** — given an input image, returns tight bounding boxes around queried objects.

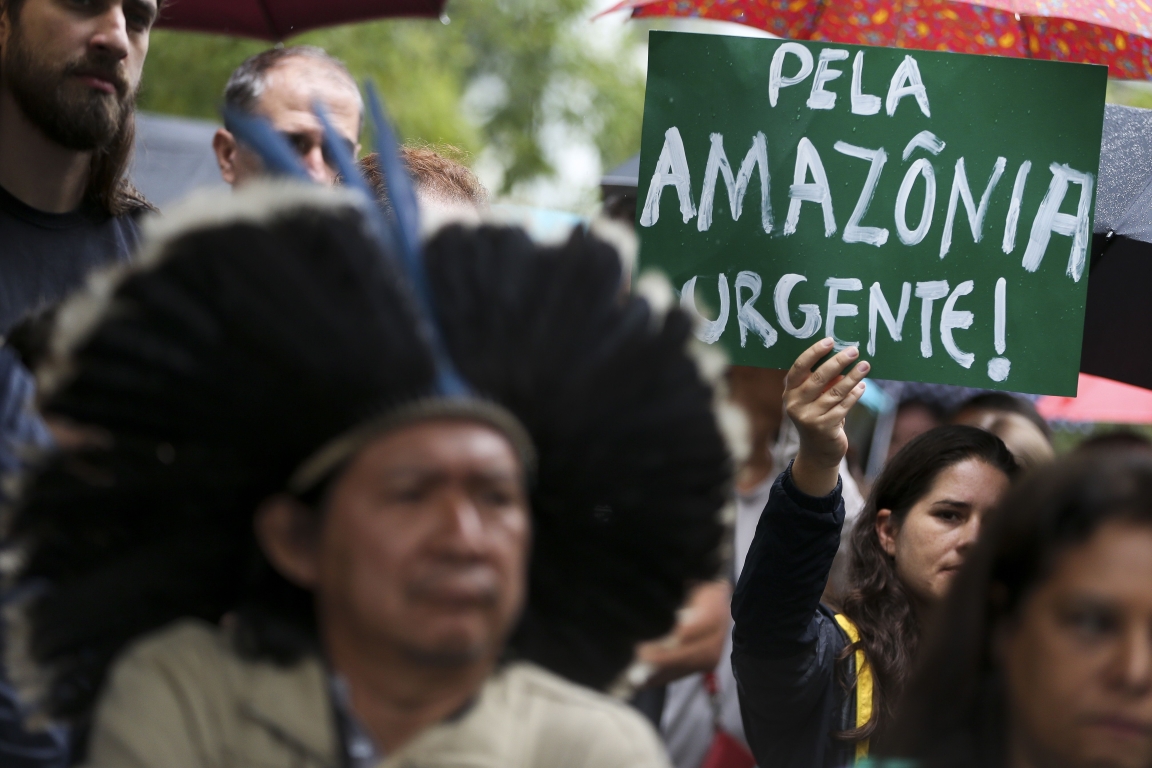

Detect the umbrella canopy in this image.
[601,153,640,190]
[604,0,1152,78]
[130,113,227,208]
[155,0,446,40]
[600,153,640,211]
[1095,104,1152,243]
[1079,104,1152,390]
[1037,373,1152,423]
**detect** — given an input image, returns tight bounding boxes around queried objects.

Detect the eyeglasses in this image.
[278,131,357,169]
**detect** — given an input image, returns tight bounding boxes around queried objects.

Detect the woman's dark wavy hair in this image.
[885,450,1152,768]
[4,193,729,747]
[837,425,1018,745]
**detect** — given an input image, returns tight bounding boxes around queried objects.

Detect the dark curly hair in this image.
[4,190,730,748]
[837,425,1018,746]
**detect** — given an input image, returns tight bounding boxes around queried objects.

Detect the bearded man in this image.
[0,2,156,765]
[0,0,156,334]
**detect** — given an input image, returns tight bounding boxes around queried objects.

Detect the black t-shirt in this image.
[0,182,143,335]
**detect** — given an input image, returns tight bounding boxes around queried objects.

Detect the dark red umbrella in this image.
[155,0,446,41]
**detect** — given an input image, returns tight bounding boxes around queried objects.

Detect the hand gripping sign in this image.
[637,32,1106,396]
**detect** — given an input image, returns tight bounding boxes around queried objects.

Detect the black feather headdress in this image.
[2,185,732,733]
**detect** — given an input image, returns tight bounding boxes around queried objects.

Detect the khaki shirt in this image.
[85,620,670,768]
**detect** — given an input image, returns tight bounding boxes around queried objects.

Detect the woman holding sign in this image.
[731,337,1018,767]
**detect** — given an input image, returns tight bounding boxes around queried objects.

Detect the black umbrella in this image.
[1083,104,1152,391]
[600,153,640,222]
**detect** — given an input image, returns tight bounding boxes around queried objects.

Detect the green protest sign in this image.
[637,31,1106,396]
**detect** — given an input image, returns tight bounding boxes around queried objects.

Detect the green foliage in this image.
[1107,79,1152,110]
[449,0,645,185]
[137,0,646,196]
[1051,423,1152,454]
[137,34,263,119]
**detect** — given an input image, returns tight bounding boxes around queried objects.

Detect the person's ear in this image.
[875,508,898,557]
[213,128,240,186]
[254,494,321,589]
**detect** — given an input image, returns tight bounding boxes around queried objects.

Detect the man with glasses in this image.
[213,46,361,188]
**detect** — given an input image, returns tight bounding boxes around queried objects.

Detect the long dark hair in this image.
[87,110,150,216]
[885,450,1152,768]
[838,425,1018,744]
[0,0,151,217]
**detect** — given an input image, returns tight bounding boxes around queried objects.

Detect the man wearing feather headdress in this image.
[2,181,735,767]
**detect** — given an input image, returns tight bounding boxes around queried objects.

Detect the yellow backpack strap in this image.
[834,613,873,764]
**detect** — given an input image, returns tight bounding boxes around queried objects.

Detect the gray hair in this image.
[223,45,362,120]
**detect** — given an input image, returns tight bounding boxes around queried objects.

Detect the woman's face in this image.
[877,458,1010,609]
[1000,522,1152,768]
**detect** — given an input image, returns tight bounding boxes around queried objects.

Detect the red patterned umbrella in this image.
[602,0,1152,78]
[155,0,446,41]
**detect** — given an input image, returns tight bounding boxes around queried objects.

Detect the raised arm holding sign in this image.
[637,32,1107,396]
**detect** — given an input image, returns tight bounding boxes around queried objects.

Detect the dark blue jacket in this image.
[731,464,856,768]
[0,348,66,768]
[0,180,143,768]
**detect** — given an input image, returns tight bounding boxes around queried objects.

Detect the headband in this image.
[287,397,536,496]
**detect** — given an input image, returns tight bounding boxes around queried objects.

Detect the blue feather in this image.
[364,83,423,273]
[312,102,400,258]
[362,83,470,397]
[226,97,470,398]
[222,108,311,181]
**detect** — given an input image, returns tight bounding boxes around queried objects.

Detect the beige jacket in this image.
[84,620,670,768]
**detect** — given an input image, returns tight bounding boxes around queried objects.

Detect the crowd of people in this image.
[1,2,1151,768]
